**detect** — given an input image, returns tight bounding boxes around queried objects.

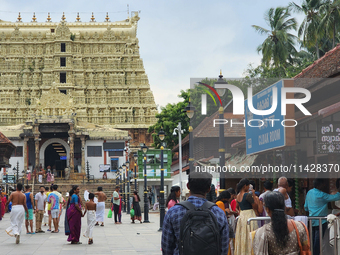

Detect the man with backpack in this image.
[162,172,229,255]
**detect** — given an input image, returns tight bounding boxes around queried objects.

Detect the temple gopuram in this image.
[0,12,157,179]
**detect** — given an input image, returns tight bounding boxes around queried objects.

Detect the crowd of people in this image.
[0,183,145,245]
[3,174,340,254]
[162,174,340,255]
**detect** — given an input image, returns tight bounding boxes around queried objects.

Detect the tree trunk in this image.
[333,21,336,49]
[316,43,320,59]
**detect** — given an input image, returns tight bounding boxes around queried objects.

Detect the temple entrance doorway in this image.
[44,143,67,177]
[40,138,70,179]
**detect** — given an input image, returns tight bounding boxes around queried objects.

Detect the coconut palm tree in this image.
[319,0,340,49]
[289,0,325,58]
[252,7,298,67]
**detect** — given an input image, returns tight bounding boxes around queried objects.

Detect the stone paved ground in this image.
[0,210,162,255]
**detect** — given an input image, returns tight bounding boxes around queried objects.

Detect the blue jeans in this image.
[312,223,327,255]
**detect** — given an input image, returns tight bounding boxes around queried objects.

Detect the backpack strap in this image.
[176,201,196,211]
[177,200,217,211]
[201,201,217,210]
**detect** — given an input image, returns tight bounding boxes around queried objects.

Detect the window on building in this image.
[87,146,102,157]
[60,72,66,83]
[59,90,67,95]
[111,158,119,171]
[108,151,124,157]
[51,29,55,33]
[60,57,66,67]
[11,146,23,157]
[61,43,66,52]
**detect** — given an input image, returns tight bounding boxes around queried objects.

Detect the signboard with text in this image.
[2,175,16,184]
[317,122,340,153]
[245,79,295,155]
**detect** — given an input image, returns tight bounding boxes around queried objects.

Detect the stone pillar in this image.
[81,135,86,174]
[34,137,39,168]
[23,137,29,171]
[33,124,40,169]
[69,135,75,172]
[68,123,75,173]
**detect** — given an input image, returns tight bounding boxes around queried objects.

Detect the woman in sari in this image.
[251,191,309,255]
[234,179,258,255]
[66,185,83,244]
[0,192,7,219]
[131,191,142,223]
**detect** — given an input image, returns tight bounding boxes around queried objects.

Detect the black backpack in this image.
[176,201,221,255]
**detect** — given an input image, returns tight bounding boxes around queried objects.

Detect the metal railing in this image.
[247,216,338,255]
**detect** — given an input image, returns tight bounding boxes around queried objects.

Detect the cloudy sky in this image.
[0,0,304,109]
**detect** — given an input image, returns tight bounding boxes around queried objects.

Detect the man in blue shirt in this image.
[162,172,229,255]
[304,178,340,255]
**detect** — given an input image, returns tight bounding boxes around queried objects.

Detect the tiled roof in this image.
[0,131,14,146]
[295,44,340,79]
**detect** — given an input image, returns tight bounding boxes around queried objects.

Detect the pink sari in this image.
[1,196,6,219]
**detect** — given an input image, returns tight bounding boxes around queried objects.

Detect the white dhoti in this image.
[95,202,105,222]
[5,205,25,237]
[42,203,49,224]
[38,175,42,183]
[83,210,96,239]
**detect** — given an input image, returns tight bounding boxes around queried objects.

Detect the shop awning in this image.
[318,101,340,118]
[225,152,258,171]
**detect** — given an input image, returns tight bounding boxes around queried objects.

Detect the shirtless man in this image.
[273,177,294,216]
[5,183,28,244]
[94,187,107,226]
[83,193,97,244]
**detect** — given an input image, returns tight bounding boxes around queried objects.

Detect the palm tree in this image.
[289,0,325,59]
[252,7,298,67]
[319,0,340,49]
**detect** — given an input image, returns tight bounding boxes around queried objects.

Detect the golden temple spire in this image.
[17,12,22,22]
[90,12,95,22]
[105,12,110,22]
[46,12,52,22]
[61,12,66,21]
[32,12,37,22]
[76,12,81,22]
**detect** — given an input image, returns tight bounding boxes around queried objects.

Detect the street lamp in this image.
[133,153,138,191]
[173,123,185,202]
[126,161,130,214]
[118,166,123,192]
[122,163,126,212]
[214,71,227,191]
[141,143,149,223]
[184,100,196,174]
[158,128,166,231]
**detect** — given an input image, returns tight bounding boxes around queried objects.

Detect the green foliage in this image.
[148,90,190,149]
[252,7,298,67]
[244,51,315,79]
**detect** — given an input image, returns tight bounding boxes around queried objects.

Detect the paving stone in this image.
[0,209,162,254]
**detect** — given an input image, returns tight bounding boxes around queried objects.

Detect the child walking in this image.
[83,193,96,244]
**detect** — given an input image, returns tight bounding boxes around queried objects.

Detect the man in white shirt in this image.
[35,186,46,233]
[273,177,294,216]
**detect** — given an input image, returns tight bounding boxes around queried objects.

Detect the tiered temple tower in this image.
[0,12,157,129]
